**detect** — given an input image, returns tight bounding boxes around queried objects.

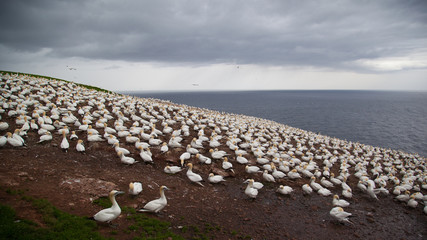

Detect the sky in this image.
[0,0,426,92]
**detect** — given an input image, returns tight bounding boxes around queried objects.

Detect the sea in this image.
[122,90,427,157]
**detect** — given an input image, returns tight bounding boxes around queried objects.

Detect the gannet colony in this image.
[0,73,426,227]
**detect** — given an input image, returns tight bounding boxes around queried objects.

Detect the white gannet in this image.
[208,173,226,183]
[302,184,313,195]
[38,131,52,143]
[6,132,24,147]
[114,142,130,155]
[117,151,137,165]
[310,177,322,191]
[244,179,258,199]
[272,165,286,179]
[164,165,182,174]
[320,177,334,188]
[263,170,275,182]
[129,182,143,196]
[332,195,350,207]
[277,185,293,195]
[236,154,248,164]
[76,139,85,152]
[186,163,204,187]
[87,132,104,142]
[222,157,234,173]
[245,165,261,174]
[318,187,332,196]
[330,207,352,224]
[196,153,212,164]
[70,131,78,140]
[93,190,124,223]
[180,152,191,166]
[0,135,6,147]
[288,169,301,179]
[138,146,153,163]
[139,186,169,213]
[160,142,169,154]
[407,195,418,208]
[60,132,69,151]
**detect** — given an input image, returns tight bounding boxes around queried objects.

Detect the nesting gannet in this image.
[6,132,24,147]
[263,170,275,182]
[164,165,182,174]
[76,139,85,152]
[117,151,137,165]
[87,132,104,142]
[333,195,350,207]
[196,153,212,164]
[208,173,226,183]
[236,154,248,164]
[320,177,334,188]
[277,185,293,195]
[138,146,153,163]
[93,190,124,223]
[70,131,78,140]
[244,179,258,199]
[129,182,143,196]
[310,177,322,191]
[288,169,301,179]
[209,148,228,159]
[0,122,9,131]
[222,157,234,173]
[38,131,52,143]
[180,152,191,166]
[330,207,352,224]
[366,181,379,200]
[244,179,264,189]
[139,186,169,213]
[272,165,286,179]
[114,142,130,155]
[186,163,204,187]
[160,142,169,154]
[407,195,418,208]
[302,184,313,195]
[245,165,261,174]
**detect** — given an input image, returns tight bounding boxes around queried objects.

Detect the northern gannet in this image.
[186,163,204,187]
[6,132,24,147]
[302,184,313,195]
[164,165,182,174]
[330,207,352,224]
[222,157,234,172]
[332,195,350,207]
[114,142,130,155]
[139,186,169,213]
[76,139,85,152]
[129,182,143,196]
[38,131,52,143]
[60,132,69,151]
[180,152,191,166]
[208,173,226,183]
[117,151,137,165]
[245,165,260,174]
[93,190,124,223]
[263,170,275,182]
[244,179,258,199]
[196,153,212,164]
[277,185,293,195]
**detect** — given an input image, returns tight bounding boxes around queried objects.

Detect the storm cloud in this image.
[0,0,426,91]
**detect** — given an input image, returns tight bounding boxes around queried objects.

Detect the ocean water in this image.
[123,90,427,157]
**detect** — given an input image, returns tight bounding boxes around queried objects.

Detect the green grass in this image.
[0,199,109,240]
[0,70,114,94]
[126,213,185,240]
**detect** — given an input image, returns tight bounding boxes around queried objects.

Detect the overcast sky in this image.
[1,0,426,91]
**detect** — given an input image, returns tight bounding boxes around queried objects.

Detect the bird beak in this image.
[116,191,125,195]
[243,179,249,183]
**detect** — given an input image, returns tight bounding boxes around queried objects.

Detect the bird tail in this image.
[196,182,205,187]
[138,208,151,212]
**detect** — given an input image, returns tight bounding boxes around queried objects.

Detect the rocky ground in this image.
[0,74,426,239]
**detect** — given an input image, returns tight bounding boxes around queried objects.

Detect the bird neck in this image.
[110,195,120,210]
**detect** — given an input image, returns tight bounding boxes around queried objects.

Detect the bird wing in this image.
[142,199,162,212]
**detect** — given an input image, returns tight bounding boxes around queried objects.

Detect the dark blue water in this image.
[123,90,427,157]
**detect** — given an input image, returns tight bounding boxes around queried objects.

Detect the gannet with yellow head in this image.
[139,186,169,213]
[93,190,124,223]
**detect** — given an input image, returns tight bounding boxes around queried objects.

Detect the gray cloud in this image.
[1,0,426,70]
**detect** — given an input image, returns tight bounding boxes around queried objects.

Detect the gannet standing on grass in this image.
[186,163,204,187]
[139,186,169,213]
[93,190,124,224]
